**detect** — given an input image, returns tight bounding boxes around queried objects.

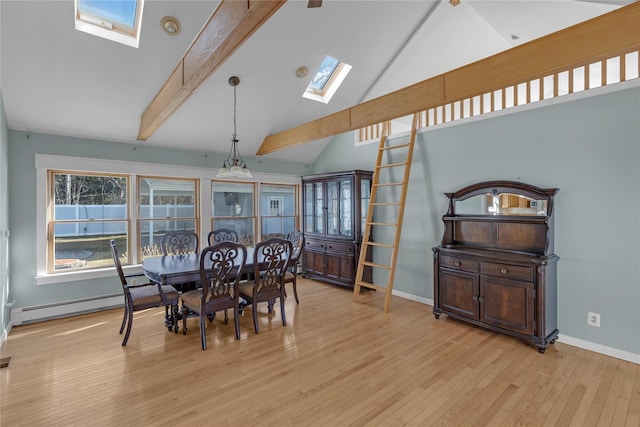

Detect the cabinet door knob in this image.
[478,296,484,302]
[472,295,478,301]
[500,268,508,274]
[453,261,461,267]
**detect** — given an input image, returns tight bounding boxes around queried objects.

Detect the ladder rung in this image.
[377,162,407,169]
[373,182,403,187]
[367,222,397,226]
[361,261,391,270]
[362,241,394,248]
[356,281,389,293]
[370,202,400,206]
[381,143,411,151]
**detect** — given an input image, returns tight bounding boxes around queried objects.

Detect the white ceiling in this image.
[0,0,631,164]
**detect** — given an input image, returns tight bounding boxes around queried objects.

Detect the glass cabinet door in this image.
[326,181,338,236]
[313,182,324,234]
[361,178,371,233]
[304,182,324,235]
[339,179,353,237]
[304,182,314,234]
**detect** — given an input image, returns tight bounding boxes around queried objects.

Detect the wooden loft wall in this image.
[257,1,640,155]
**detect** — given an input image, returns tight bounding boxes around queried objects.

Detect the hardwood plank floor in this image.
[1,278,638,426]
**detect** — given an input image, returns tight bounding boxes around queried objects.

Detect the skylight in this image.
[303,55,352,104]
[75,0,144,48]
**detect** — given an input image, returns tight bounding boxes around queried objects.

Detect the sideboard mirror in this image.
[454,192,548,216]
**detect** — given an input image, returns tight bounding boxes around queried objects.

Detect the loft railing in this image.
[357,49,639,144]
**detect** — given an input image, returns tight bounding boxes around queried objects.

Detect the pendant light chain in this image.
[216,76,252,178]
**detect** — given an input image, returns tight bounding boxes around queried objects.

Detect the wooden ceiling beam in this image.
[138,0,286,141]
[257,1,640,155]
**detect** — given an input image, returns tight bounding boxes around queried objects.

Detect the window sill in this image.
[35,264,144,285]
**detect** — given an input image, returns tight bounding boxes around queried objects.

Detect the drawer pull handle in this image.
[329,245,332,249]
[453,261,461,267]
[500,268,508,274]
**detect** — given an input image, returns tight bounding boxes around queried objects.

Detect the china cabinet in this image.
[432,181,559,353]
[302,170,373,287]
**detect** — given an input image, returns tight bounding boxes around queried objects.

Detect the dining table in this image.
[142,248,257,289]
[142,248,269,331]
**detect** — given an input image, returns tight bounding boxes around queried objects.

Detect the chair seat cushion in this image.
[160,284,179,303]
[130,285,163,308]
[180,289,203,310]
[238,281,255,299]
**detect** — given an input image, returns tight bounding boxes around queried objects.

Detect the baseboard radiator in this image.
[11,293,123,326]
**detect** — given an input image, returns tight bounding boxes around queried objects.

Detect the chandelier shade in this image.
[216,76,253,179]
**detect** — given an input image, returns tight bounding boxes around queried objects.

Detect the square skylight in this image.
[75,0,144,48]
[303,55,352,104]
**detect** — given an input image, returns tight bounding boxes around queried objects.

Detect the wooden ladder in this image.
[353,113,419,313]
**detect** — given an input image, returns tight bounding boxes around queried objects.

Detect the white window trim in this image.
[35,154,300,285]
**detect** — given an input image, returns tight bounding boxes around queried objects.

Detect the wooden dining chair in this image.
[207,228,239,246]
[109,240,179,345]
[238,237,292,334]
[283,230,304,303]
[180,242,247,350]
[161,230,199,255]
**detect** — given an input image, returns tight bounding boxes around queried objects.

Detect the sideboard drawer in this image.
[440,255,479,273]
[481,262,534,282]
[325,242,354,254]
[305,239,325,251]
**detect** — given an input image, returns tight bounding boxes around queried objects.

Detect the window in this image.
[212,181,256,247]
[260,185,298,240]
[48,171,129,273]
[36,154,301,285]
[74,0,144,48]
[303,55,352,104]
[138,177,199,260]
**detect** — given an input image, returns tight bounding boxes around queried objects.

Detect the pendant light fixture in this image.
[216,76,253,178]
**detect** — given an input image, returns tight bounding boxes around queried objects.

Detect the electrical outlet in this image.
[588,312,601,327]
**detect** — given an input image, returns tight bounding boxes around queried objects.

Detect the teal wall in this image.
[1,92,9,342]
[314,86,640,356]
[7,131,308,311]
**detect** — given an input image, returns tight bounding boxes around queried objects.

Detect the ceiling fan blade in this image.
[308,0,322,8]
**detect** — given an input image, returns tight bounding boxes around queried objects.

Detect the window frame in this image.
[260,183,299,240]
[35,154,300,285]
[211,180,257,247]
[137,175,200,260]
[47,170,130,274]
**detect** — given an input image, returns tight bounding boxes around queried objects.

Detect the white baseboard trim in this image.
[392,289,434,307]
[392,290,639,365]
[11,294,123,326]
[557,334,640,365]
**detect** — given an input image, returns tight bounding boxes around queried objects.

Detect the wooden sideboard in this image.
[432,181,559,353]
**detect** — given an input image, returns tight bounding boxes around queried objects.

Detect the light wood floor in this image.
[1,278,638,426]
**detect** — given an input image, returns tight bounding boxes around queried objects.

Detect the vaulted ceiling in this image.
[0,0,632,164]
